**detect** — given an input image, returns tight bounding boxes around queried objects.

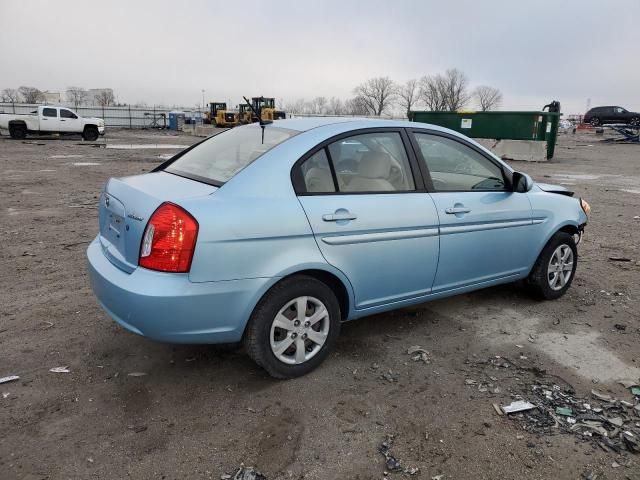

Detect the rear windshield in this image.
[165,125,298,184]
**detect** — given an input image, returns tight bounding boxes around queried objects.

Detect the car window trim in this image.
[407,128,514,193]
[292,127,425,196]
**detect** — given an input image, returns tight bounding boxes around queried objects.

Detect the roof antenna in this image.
[243,96,272,144]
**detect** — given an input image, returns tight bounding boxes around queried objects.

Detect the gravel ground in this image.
[1,128,639,480]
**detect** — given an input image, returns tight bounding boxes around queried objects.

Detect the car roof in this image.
[267,116,455,134]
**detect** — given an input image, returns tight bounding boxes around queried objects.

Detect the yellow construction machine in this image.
[206,102,239,128]
[246,97,286,123]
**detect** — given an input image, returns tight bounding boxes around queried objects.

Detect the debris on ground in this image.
[407,346,430,363]
[608,257,632,262]
[501,400,536,414]
[469,356,640,454]
[49,367,70,373]
[221,464,266,480]
[127,372,148,377]
[381,370,398,383]
[3,392,10,399]
[0,375,20,384]
[378,435,419,476]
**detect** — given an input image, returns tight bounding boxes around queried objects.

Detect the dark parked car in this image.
[583,106,640,127]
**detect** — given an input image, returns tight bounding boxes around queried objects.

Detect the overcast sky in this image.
[1,0,638,114]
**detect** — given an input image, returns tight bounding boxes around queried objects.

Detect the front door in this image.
[410,130,535,293]
[295,130,440,310]
[58,108,82,132]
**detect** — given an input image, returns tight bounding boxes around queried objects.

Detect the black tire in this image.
[630,117,640,127]
[9,124,26,139]
[244,275,341,379]
[590,117,601,127]
[526,232,577,300]
[82,126,99,141]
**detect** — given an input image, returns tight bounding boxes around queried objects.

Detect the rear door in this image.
[409,130,535,293]
[40,107,59,131]
[58,108,82,132]
[294,129,440,310]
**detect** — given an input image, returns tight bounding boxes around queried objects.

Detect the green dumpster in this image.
[408,110,561,159]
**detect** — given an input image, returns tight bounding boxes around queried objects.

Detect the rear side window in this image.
[328,132,415,192]
[301,149,336,193]
[60,109,77,119]
[43,108,57,117]
[166,125,297,184]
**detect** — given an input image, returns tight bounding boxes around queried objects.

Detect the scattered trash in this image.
[381,370,398,383]
[0,375,19,384]
[407,346,430,363]
[130,425,148,433]
[221,464,266,480]
[127,372,148,377]
[49,367,70,373]
[501,400,536,414]
[472,356,640,455]
[608,257,632,262]
[555,407,573,416]
[432,475,444,480]
[614,324,627,331]
[591,390,612,402]
[2,392,10,399]
[618,379,639,389]
[378,435,419,476]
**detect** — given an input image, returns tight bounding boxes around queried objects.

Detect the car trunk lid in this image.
[98,171,217,272]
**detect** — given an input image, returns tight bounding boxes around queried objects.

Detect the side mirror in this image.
[512,171,534,193]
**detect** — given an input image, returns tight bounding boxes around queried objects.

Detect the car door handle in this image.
[445,207,471,214]
[322,212,357,222]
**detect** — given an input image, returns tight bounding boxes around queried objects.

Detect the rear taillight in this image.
[139,202,198,273]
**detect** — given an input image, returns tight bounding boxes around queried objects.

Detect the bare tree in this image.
[397,79,419,118]
[353,77,397,116]
[66,87,88,109]
[441,68,470,111]
[344,96,371,116]
[94,90,115,107]
[473,85,503,111]
[1,88,20,102]
[327,97,344,115]
[18,86,44,103]
[312,96,328,114]
[418,75,447,111]
[284,98,307,115]
[418,69,470,111]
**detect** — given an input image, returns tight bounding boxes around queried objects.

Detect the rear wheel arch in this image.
[293,269,350,321]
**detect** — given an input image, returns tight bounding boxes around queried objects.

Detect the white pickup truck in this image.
[0,106,105,141]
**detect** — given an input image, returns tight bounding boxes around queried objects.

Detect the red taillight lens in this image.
[139,202,198,273]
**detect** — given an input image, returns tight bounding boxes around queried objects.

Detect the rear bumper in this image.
[86,237,269,344]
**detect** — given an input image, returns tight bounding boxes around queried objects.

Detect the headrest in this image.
[358,151,391,179]
[305,167,334,192]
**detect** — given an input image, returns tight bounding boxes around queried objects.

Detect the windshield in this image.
[165,125,298,184]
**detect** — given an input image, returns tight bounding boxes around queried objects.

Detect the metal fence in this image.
[0,102,204,129]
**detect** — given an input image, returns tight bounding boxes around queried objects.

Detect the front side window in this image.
[413,133,506,191]
[166,125,297,184]
[60,109,77,119]
[42,108,57,117]
[327,132,415,192]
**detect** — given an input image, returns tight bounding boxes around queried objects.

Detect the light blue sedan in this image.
[87,118,590,378]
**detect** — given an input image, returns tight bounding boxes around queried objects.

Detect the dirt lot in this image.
[1,127,639,480]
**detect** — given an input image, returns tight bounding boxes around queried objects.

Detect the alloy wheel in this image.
[547,244,574,291]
